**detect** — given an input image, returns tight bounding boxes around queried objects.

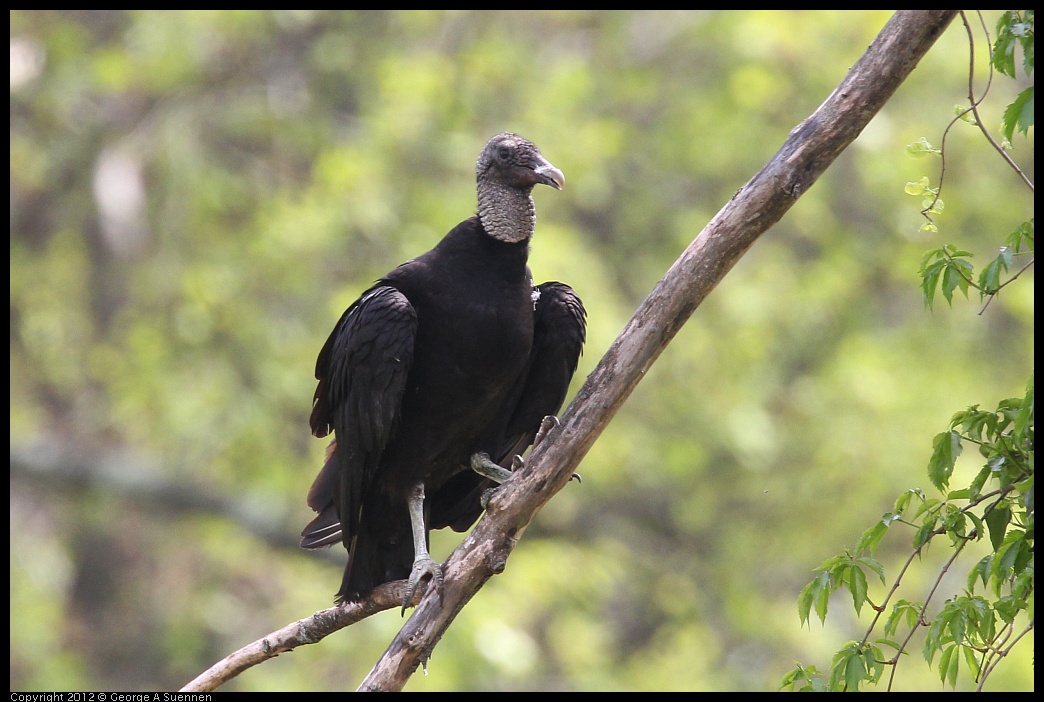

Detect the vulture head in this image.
[476,133,564,243]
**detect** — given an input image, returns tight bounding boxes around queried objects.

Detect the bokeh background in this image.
[10,10,1033,691]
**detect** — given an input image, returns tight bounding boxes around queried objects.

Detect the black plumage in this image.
[301,133,586,607]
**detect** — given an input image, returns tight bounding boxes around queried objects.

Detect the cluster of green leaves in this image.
[782,379,1035,691]
[903,174,944,231]
[915,11,1035,306]
[783,11,1034,692]
[917,220,1034,309]
[993,10,1034,143]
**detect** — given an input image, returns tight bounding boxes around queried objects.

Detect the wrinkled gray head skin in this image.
[476,133,564,243]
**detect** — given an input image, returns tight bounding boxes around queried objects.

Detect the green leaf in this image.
[994,595,1024,624]
[906,137,940,158]
[814,553,847,572]
[1013,375,1034,438]
[928,430,963,491]
[955,104,978,125]
[944,244,975,258]
[844,651,866,691]
[921,261,943,308]
[941,265,966,304]
[875,637,903,652]
[992,11,1033,78]
[799,570,833,626]
[922,196,944,214]
[863,644,884,685]
[941,506,968,544]
[984,504,1011,551]
[962,645,981,681]
[857,556,886,585]
[914,519,937,548]
[813,571,832,624]
[847,565,868,615]
[893,488,924,516]
[993,31,1016,78]
[855,518,890,555]
[1002,86,1034,143]
[998,245,1016,269]
[968,465,992,499]
[978,249,1012,295]
[1011,535,1033,575]
[829,643,864,691]
[967,554,992,591]
[938,644,960,688]
[797,580,814,627]
[918,247,975,309]
[967,597,995,643]
[885,599,923,638]
[965,511,984,542]
[951,404,992,442]
[905,176,931,196]
[1004,220,1034,254]
[779,663,825,692]
[913,497,941,520]
[952,605,964,643]
[990,531,1028,585]
[923,626,940,664]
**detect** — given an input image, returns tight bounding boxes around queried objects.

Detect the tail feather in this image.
[334,512,414,604]
[300,507,342,549]
[302,441,415,603]
[301,442,343,549]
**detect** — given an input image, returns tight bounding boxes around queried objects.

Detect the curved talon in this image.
[534,415,561,447]
[570,472,582,484]
[511,454,524,471]
[401,557,444,616]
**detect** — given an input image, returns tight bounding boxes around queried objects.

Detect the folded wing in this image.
[301,285,418,550]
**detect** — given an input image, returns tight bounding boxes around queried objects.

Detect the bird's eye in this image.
[496,146,512,162]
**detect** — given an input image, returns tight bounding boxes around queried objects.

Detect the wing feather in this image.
[496,281,586,461]
[301,285,418,549]
[430,281,585,531]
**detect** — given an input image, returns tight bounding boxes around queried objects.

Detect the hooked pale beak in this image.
[533,161,565,190]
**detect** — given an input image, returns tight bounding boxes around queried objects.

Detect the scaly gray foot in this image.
[471,452,513,484]
[401,556,444,616]
[401,480,443,615]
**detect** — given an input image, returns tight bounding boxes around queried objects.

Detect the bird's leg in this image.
[401,480,443,616]
[471,414,581,496]
[470,452,516,510]
[470,415,561,485]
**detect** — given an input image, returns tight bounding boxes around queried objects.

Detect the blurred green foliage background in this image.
[10,10,1033,691]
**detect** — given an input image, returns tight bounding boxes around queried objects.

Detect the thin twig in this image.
[885,540,968,692]
[977,620,1034,691]
[964,11,1035,192]
[180,581,423,692]
[979,256,1036,314]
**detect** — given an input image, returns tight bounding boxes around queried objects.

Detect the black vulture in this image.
[301,133,586,609]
